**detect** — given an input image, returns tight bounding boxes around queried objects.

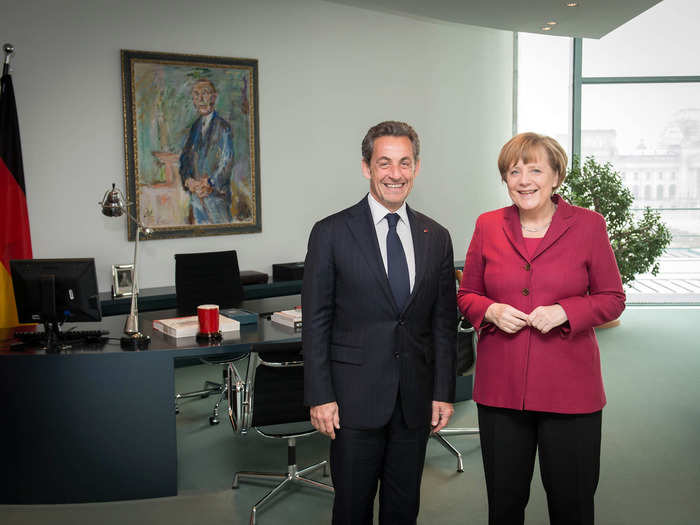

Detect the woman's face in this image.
[505,148,559,214]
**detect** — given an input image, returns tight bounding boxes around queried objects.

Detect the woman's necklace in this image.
[521,222,550,233]
[520,203,557,233]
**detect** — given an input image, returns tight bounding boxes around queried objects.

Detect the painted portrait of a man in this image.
[179,79,235,224]
[121,50,260,240]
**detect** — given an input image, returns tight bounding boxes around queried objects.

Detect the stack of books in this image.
[270,309,302,329]
[152,315,240,338]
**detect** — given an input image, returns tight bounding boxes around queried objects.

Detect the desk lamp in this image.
[99,183,152,349]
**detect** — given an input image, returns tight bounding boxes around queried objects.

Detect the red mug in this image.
[197,304,220,334]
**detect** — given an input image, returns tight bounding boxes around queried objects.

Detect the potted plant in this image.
[558,156,672,315]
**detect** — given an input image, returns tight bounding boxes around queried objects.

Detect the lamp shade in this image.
[100,183,126,217]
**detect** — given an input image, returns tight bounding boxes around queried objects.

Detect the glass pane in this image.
[581,83,700,248]
[644,209,700,249]
[583,0,700,77]
[517,33,572,160]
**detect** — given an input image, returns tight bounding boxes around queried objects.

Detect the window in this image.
[516,33,572,160]
[578,0,700,252]
[582,0,698,77]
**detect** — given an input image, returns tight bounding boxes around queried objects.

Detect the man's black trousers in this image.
[330,398,431,525]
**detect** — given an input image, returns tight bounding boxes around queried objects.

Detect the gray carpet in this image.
[1,306,699,524]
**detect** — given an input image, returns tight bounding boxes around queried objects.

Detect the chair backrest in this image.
[228,341,308,434]
[174,250,244,315]
[456,317,477,375]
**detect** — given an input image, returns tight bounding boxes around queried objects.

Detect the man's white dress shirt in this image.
[367,193,416,293]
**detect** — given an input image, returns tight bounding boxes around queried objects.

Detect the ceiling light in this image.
[567,2,578,7]
[541,26,553,31]
[547,21,557,25]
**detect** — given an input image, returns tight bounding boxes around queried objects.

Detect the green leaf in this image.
[559,156,672,285]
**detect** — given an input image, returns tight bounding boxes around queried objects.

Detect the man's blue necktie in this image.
[386,213,410,310]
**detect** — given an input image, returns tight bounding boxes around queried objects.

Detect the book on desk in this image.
[153,315,240,338]
[270,309,302,329]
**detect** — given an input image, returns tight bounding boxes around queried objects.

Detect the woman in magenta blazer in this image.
[457,133,625,525]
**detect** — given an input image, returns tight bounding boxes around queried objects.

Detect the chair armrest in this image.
[227,362,251,433]
[258,357,303,368]
[458,317,474,334]
[251,341,304,367]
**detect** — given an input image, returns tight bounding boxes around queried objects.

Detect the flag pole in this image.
[3,43,14,76]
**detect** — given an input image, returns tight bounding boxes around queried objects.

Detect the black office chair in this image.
[228,341,333,525]
[174,250,246,423]
[429,268,480,472]
[431,317,480,472]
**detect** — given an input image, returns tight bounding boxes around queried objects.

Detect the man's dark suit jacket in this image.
[302,196,457,430]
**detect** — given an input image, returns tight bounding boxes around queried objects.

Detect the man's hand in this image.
[184,177,200,193]
[310,401,340,440]
[195,182,213,198]
[431,401,454,433]
[485,303,529,334]
[527,305,568,334]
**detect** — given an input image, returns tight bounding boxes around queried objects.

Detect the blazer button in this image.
[524,263,531,271]
[393,352,400,358]
[398,319,405,326]
[522,288,530,296]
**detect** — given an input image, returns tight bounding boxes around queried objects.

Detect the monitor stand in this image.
[40,320,69,353]
[38,275,69,353]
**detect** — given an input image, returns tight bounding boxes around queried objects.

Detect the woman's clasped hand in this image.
[484,303,568,334]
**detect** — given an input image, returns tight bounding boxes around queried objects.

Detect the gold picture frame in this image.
[121,50,261,240]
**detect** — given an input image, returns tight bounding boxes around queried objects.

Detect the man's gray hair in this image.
[361,121,420,164]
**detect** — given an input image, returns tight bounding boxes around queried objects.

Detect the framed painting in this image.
[121,50,261,240]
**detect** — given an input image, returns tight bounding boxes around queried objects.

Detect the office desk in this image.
[0,296,301,505]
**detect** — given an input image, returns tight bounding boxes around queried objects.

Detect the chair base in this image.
[233,448,333,525]
[432,427,480,473]
[176,356,245,420]
[174,380,222,416]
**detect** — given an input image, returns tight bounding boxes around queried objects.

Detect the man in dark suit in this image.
[303,121,457,525]
[179,78,234,225]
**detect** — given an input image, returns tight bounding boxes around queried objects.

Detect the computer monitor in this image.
[10,258,102,327]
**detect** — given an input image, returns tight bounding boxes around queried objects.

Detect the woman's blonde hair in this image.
[497,132,568,188]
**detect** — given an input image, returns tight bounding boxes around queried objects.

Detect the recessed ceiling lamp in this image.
[541,26,552,31]
[567,2,579,7]
[547,21,557,25]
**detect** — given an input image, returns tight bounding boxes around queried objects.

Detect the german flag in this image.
[1,63,32,328]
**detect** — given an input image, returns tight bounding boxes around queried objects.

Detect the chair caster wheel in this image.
[209,416,220,425]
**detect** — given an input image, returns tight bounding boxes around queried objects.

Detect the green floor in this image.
[2,307,699,524]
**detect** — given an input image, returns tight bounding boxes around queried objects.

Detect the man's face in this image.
[362,136,420,212]
[191,82,217,116]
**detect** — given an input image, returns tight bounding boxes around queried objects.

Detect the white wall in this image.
[3,0,513,291]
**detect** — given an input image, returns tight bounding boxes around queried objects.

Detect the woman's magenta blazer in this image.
[457,195,626,414]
